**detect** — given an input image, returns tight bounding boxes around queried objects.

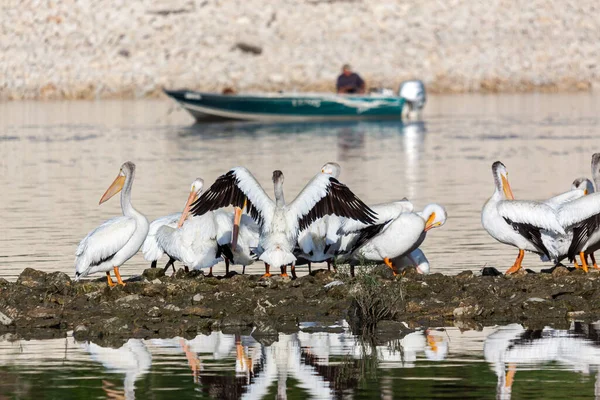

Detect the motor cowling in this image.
[399,80,426,113]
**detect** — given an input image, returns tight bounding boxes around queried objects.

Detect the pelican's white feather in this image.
[544,189,585,210]
[75,216,137,276]
[338,200,414,235]
[156,213,220,270]
[557,193,600,228]
[286,173,332,229]
[232,167,276,227]
[497,200,565,234]
[141,212,181,261]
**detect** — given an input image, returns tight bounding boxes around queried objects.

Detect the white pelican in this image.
[294,164,346,274]
[190,162,377,277]
[392,248,430,275]
[338,201,446,275]
[559,153,600,271]
[540,177,594,267]
[74,162,149,286]
[155,178,222,274]
[481,161,566,274]
[141,178,205,270]
[214,209,260,274]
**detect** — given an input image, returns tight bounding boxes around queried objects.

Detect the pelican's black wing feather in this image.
[297,177,378,231]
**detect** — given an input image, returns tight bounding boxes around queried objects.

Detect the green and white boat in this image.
[164,86,423,122]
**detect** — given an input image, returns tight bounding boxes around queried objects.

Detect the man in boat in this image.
[336,64,365,94]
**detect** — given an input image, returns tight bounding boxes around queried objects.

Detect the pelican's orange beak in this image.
[99,173,125,205]
[177,190,198,228]
[424,212,436,232]
[584,189,588,195]
[501,174,514,200]
[232,199,247,250]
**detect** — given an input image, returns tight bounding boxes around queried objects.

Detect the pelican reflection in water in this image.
[484,322,600,400]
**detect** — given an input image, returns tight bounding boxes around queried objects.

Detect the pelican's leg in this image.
[151,260,157,269]
[242,265,246,274]
[184,266,189,273]
[383,257,397,276]
[505,363,516,389]
[505,249,525,275]
[106,271,116,287]
[225,258,230,275]
[180,339,201,383]
[308,261,312,274]
[261,263,272,279]
[580,252,589,273]
[113,267,126,286]
[327,261,331,272]
[350,265,355,277]
[280,265,289,278]
[291,262,297,280]
[591,253,599,270]
[162,257,175,273]
[207,267,214,278]
[328,259,337,273]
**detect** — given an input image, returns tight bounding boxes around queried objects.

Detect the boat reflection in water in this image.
[484,322,600,400]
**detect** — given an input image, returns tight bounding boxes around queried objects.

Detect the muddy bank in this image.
[1,266,599,342]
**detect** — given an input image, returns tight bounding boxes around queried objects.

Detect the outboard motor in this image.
[399,80,426,119]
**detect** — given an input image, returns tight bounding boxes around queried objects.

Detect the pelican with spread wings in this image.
[190,162,377,277]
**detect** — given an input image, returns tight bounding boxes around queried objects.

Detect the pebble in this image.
[1,0,598,100]
[0,311,13,326]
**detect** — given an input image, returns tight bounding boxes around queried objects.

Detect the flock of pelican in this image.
[483,153,600,274]
[74,152,600,286]
[74,161,446,285]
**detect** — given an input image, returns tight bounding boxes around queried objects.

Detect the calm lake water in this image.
[2,323,600,399]
[1,95,600,398]
[1,94,600,280]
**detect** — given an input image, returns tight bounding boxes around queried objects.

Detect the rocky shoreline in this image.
[2,0,598,100]
[1,266,600,343]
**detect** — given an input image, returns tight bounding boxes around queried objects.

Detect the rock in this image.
[143,268,165,281]
[147,307,162,317]
[74,324,88,333]
[45,272,72,294]
[453,306,474,318]
[165,304,181,312]
[481,267,502,276]
[456,271,473,279]
[0,311,13,326]
[115,294,141,304]
[183,306,213,317]
[233,42,262,55]
[192,294,204,303]
[506,268,528,278]
[17,268,47,288]
[551,266,571,276]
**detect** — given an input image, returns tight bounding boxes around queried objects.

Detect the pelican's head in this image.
[571,177,594,195]
[592,153,600,187]
[492,161,514,200]
[272,170,284,184]
[422,203,447,232]
[177,178,205,228]
[99,161,136,205]
[321,162,341,178]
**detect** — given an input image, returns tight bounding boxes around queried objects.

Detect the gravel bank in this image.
[2,265,600,341]
[1,0,598,100]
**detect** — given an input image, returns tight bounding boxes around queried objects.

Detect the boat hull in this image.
[164,90,405,122]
